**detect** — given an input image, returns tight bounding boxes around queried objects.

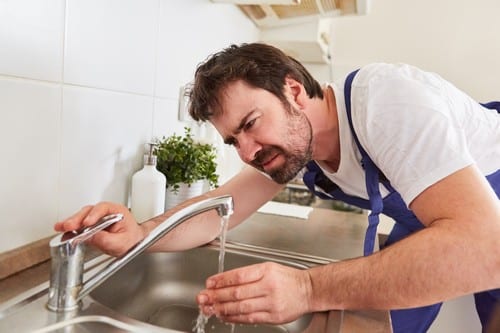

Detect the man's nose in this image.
[238,136,261,164]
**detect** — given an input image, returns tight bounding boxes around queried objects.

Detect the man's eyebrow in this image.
[223,110,255,144]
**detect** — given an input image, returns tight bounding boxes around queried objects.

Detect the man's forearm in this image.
[143,193,223,253]
[306,166,500,312]
[142,168,285,253]
[307,220,500,311]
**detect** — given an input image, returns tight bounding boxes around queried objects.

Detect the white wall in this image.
[0,0,258,253]
[329,1,500,332]
[330,0,500,102]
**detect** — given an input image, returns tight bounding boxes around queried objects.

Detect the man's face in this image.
[211,80,313,184]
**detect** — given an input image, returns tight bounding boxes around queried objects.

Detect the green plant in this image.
[155,127,219,193]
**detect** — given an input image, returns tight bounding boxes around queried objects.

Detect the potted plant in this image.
[155,126,219,209]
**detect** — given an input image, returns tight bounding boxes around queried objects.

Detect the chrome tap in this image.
[47,195,234,312]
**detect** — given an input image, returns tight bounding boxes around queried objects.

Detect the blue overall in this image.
[302,70,500,333]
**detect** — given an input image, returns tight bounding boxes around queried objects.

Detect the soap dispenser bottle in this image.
[130,143,166,223]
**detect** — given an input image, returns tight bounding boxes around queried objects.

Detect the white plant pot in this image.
[164,180,205,210]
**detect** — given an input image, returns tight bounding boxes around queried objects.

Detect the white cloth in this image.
[320,63,500,206]
[257,201,313,219]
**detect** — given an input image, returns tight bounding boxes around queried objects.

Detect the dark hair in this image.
[188,43,324,121]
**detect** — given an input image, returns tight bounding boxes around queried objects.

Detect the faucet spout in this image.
[47,195,234,312]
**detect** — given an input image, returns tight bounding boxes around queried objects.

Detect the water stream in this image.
[193,216,235,333]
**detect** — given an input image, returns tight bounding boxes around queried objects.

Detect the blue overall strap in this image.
[480,101,500,112]
[344,70,383,256]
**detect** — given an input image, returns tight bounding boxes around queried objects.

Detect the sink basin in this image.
[26,315,158,333]
[89,245,313,333]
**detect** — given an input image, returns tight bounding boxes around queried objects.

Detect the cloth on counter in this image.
[257,201,313,219]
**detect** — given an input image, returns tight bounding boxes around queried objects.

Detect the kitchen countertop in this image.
[229,205,371,260]
[0,205,392,332]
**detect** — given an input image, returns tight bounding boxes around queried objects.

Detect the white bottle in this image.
[130,143,166,223]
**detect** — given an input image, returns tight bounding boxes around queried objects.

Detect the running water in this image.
[193,216,234,333]
[193,310,209,333]
[218,215,230,272]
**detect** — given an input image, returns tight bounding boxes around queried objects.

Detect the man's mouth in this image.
[252,147,285,172]
[261,153,279,169]
[258,153,286,174]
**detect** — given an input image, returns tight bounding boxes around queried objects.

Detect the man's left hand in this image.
[196,262,313,324]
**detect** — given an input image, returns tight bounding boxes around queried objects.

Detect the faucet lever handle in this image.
[58,213,124,245]
[74,213,124,237]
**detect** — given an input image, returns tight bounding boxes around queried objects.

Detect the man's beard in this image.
[251,109,313,184]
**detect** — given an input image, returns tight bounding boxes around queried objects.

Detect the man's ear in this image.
[284,76,306,108]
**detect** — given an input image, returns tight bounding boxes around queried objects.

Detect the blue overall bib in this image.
[302,70,500,332]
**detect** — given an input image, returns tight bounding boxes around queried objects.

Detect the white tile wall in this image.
[58,86,154,218]
[153,97,185,140]
[64,0,159,95]
[0,0,258,252]
[155,0,258,99]
[0,0,65,82]
[0,77,61,250]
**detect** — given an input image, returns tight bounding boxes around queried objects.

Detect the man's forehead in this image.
[220,80,256,100]
[211,105,253,134]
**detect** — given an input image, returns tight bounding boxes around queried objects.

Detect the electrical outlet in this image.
[177,83,192,122]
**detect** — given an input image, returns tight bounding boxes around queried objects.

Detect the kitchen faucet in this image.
[47,195,234,312]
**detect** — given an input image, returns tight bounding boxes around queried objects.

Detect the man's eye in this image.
[225,137,238,147]
[244,118,256,130]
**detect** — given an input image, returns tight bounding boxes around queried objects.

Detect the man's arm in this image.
[197,165,500,323]
[308,164,500,310]
[55,166,284,256]
[144,166,284,253]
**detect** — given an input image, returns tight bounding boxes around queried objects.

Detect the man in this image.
[55,43,500,332]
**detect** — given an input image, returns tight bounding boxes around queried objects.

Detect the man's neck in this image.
[313,85,341,172]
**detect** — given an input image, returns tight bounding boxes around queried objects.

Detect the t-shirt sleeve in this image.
[352,66,474,206]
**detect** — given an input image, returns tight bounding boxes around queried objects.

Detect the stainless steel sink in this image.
[89,245,314,333]
[1,209,393,333]
[0,242,343,333]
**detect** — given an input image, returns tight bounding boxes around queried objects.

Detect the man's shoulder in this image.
[355,63,443,88]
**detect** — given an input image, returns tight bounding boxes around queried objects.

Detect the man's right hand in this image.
[54,202,146,257]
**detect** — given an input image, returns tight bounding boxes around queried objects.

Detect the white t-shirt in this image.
[319,63,500,207]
